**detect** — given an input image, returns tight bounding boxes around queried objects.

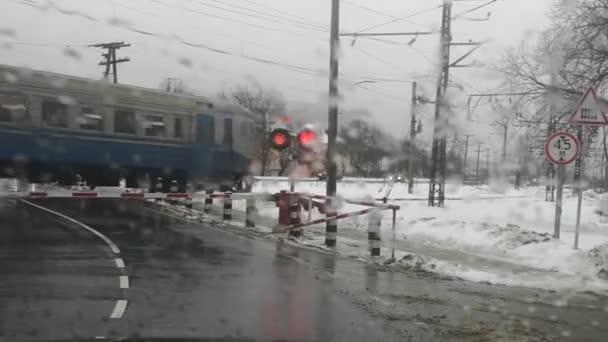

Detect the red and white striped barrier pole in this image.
[325,197,337,247]
[368,210,381,256]
[204,190,213,213]
[289,193,302,237]
[223,192,232,221]
[283,207,376,232]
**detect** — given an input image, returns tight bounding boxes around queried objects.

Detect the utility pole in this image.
[462,134,472,184]
[501,124,508,162]
[428,0,452,207]
[428,0,487,206]
[485,149,491,184]
[325,0,340,248]
[408,81,418,194]
[475,143,483,186]
[89,42,131,84]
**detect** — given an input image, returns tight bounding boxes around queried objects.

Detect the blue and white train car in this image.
[0,65,258,191]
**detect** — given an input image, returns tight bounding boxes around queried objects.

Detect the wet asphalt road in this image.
[0,199,405,341]
[1,198,608,341]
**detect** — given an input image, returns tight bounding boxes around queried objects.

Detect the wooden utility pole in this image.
[89,42,131,84]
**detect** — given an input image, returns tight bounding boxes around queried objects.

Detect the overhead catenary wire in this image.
[355,4,443,34]
[236,0,329,29]
[204,0,329,31]
[9,0,441,105]
[343,0,430,29]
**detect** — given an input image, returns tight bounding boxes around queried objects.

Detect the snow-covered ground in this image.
[242,178,608,293]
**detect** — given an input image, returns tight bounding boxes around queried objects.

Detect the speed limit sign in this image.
[545,131,581,165]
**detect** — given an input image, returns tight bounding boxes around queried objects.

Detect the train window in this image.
[0,94,28,122]
[174,117,183,139]
[223,118,233,145]
[114,109,136,134]
[79,106,103,131]
[42,99,68,128]
[143,115,165,137]
[204,116,215,144]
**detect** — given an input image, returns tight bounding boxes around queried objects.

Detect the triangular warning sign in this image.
[568,87,608,125]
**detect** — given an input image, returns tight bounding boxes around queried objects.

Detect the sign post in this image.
[573,127,584,249]
[545,131,581,239]
[568,86,608,248]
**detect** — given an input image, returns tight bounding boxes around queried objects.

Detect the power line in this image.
[356,4,443,34]
[148,0,326,43]
[236,0,328,29]
[205,0,328,31]
[343,0,429,29]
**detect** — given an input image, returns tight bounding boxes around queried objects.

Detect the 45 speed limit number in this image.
[545,132,581,166]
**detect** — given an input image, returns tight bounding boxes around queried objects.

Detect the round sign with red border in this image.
[545,131,580,166]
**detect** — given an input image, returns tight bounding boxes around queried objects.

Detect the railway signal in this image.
[269,128,291,151]
[296,128,318,151]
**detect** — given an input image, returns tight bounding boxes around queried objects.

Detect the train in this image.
[0,64,258,192]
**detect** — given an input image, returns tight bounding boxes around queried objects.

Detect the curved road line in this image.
[20,199,121,254]
[19,199,128,319]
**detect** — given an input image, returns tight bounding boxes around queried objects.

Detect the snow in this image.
[244,179,608,293]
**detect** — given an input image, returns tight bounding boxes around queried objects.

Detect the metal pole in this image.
[408,81,417,194]
[554,165,564,239]
[308,196,313,223]
[574,127,585,249]
[486,149,490,184]
[475,144,482,185]
[391,208,396,260]
[502,124,508,162]
[462,135,471,184]
[325,0,340,247]
[428,0,452,207]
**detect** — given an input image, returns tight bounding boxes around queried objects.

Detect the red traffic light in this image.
[269,128,291,151]
[297,129,317,150]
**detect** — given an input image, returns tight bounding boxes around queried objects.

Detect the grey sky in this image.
[0,0,555,147]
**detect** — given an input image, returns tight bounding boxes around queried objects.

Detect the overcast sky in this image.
[0,0,555,149]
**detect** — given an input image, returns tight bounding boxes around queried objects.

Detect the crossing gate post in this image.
[185,196,193,209]
[204,190,213,213]
[245,196,256,228]
[289,192,302,237]
[223,192,232,221]
[368,210,381,256]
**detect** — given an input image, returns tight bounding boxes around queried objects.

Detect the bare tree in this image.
[159,78,191,94]
[219,80,286,175]
[338,119,391,177]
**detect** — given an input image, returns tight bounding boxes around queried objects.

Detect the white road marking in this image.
[114,258,125,268]
[20,199,121,254]
[119,275,130,289]
[110,300,128,319]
